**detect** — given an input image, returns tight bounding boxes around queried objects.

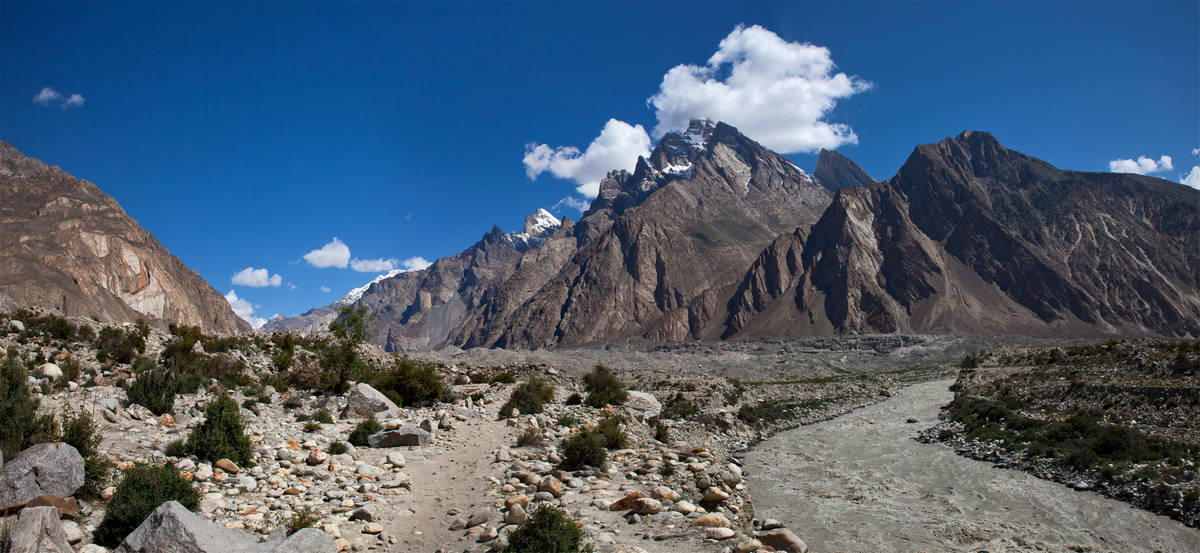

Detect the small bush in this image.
[95,326,145,364]
[311,409,334,424]
[490,372,516,384]
[0,354,57,459]
[53,357,82,389]
[368,356,452,408]
[557,430,607,471]
[327,441,348,455]
[557,414,577,427]
[661,392,695,419]
[517,427,544,448]
[241,398,258,410]
[499,377,555,418]
[164,439,188,458]
[283,506,320,535]
[59,405,112,500]
[93,462,199,547]
[564,393,582,406]
[583,365,626,408]
[184,394,253,466]
[126,362,179,416]
[594,415,627,450]
[505,503,591,553]
[657,462,675,478]
[282,396,303,409]
[348,415,381,447]
[653,420,669,443]
[303,421,321,433]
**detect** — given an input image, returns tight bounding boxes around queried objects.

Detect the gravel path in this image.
[744,379,1200,553]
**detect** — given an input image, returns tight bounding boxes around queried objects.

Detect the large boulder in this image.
[0,443,84,512]
[366,427,431,447]
[37,363,62,380]
[625,391,662,420]
[757,528,808,553]
[114,501,336,553]
[339,383,399,418]
[8,505,73,553]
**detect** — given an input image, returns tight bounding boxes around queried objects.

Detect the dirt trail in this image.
[744,379,1200,553]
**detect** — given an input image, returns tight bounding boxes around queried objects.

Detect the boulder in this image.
[624,391,662,420]
[632,498,663,515]
[37,363,62,380]
[8,506,73,553]
[214,459,239,474]
[690,513,731,528]
[757,528,808,553]
[9,320,25,332]
[340,383,399,418]
[0,443,85,512]
[366,427,431,448]
[113,501,335,553]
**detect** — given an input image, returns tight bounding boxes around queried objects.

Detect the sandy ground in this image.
[743,379,1200,553]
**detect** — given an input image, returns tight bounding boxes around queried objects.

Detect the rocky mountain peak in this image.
[814,149,876,192]
[508,208,562,250]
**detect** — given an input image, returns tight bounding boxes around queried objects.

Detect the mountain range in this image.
[268,121,1200,347]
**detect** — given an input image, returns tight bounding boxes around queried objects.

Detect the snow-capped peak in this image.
[340,268,406,304]
[522,208,560,236]
[683,119,716,149]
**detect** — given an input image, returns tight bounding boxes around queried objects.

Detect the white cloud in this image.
[400,256,432,271]
[33,87,63,106]
[62,93,85,109]
[287,282,298,291]
[224,290,266,329]
[320,286,332,293]
[231,266,282,287]
[1192,148,1199,156]
[523,119,652,198]
[303,237,351,268]
[647,24,872,153]
[1182,167,1200,190]
[552,196,591,213]
[1108,155,1173,175]
[350,257,399,273]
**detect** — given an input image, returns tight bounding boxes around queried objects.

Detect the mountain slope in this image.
[725,131,1200,338]
[0,142,249,334]
[813,148,876,192]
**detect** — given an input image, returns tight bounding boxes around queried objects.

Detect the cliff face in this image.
[0,142,249,334]
[724,131,1200,339]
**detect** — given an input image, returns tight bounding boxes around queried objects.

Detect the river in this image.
[743,379,1200,553]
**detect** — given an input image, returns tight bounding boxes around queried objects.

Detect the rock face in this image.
[725,131,1200,338]
[367,427,432,447]
[0,443,85,512]
[0,142,248,334]
[812,148,876,192]
[8,505,74,553]
[340,383,399,418]
[113,501,335,553]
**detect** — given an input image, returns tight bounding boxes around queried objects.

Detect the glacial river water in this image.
[744,379,1200,553]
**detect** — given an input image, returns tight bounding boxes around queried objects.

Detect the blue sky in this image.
[3,1,1197,328]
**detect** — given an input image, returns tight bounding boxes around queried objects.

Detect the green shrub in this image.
[517,427,545,448]
[241,398,258,410]
[184,394,253,466]
[557,429,607,471]
[661,392,695,419]
[583,365,626,408]
[59,405,113,501]
[283,506,320,535]
[653,420,669,443]
[499,377,555,418]
[282,396,303,409]
[327,441,348,455]
[348,415,381,447]
[126,362,177,416]
[0,353,57,459]
[164,439,189,458]
[93,462,199,547]
[557,414,577,427]
[53,357,82,389]
[368,356,452,408]
[319,305,374,395]
[311,409,334,424]
[564,393,582,406]
[95,326,145,364]
[490,372,516,384]
[594,415,627,450]
[657,462,675,478]
[505,504,591,553]
[303,422,321,433]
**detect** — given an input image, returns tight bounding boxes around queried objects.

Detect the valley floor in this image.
[744,379,1200,553]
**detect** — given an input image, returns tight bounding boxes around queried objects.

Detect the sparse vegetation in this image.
[59,404,113,500]
[282,506,320,535]
[311,409,334,424]
[327,441,348,455]
[557,429,607,471]
[348,414,382,447]
[582,365,626,408]
[499,376,555,418]
[661,392,696,419]
[181,394,253,466]
[368,356,452,408]
[126,358,178,415]
[504,504,592,553]
[95,326,146,364]
[0,351,57,459]
[93,462,199,547]
[320,305,374,394]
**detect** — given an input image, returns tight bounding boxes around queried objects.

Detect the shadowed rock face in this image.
[813,149,876,192]
[0,142,249,334]
[725,131,1200,338]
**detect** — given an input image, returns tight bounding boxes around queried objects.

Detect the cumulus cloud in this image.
[231,266,282,287]
[32,87,85,109]
[399,256,432,271]
[1192,148,1199,156]
[1108,155,1173,175]
[33,87,62,106]
[647,24,872,153]
[350,257,399,273]
[552,196,591,213]
[523,119,652,198]
[224,290,266,329]
[303,237,351,268]
[1182,167,1200,190]
[320,286,332,293]
[62,93,85,108]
